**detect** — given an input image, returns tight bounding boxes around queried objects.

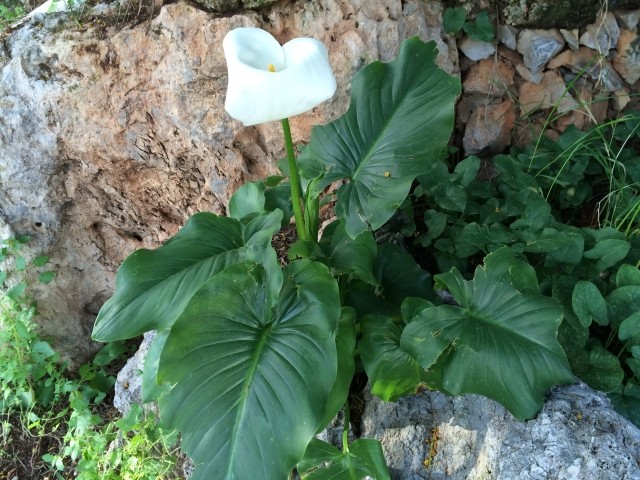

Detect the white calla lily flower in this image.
[223,27,337,126]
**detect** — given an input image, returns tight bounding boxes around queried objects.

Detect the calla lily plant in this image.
[223,27,337,241]
[91,33,575,480]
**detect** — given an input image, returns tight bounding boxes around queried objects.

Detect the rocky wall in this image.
[0,0,456,363]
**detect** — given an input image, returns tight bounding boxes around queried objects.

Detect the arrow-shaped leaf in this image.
[157,259,340,480]
[299,37,460,237]
[92,211,282,341]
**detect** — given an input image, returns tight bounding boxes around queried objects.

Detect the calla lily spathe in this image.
[223,27,337,126]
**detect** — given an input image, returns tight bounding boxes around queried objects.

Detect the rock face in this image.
[0,0,456,364]
[113,340,640,480]
[7,2,636,477]
[361,383,640,479]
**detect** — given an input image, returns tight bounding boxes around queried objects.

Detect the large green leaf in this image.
[92,211,282,341]
[141,331,171,403]
[345,243,432,318]
[318,307,357,432]
[298,438,390,480]
[318,220,378,284]
[359,314,432,401]
[402,251,574,420]
[298,37,460,238]
[156,260,340,480]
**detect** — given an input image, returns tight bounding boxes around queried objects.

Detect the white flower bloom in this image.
[223,27,337,126]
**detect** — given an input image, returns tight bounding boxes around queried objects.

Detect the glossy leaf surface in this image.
[299,37,460,237]
[298,438,390,480]
[92,211,282,341]
[402,251,574,419]
[157,260,340,480]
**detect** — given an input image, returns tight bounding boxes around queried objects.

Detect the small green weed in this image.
[0,3,25,30]
[0,236,179,479]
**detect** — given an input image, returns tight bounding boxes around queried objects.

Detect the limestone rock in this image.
[580,11,621,54]
[113,332,154,415]
[548,46,625,92]
[613,28,640,85]
[0,0,458,364]
[560,28,580,50]
[515,63,543,84]
[518,71,578,115]
[497,24,517,50]
[612,88,632,111]
[361,383,640,480]
[188,0,278,13]
[463,99,516,155]
[517,29,565,73]
[458,37,495,61]
[615,8,640,30]
[462,58,514,96]
[501,0,603,29]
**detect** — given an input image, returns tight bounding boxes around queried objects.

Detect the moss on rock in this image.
[190,0,279,14]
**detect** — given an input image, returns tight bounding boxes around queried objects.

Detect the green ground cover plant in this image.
[0,236,179,479]
[404,110,640,424]
[0,3,25,30]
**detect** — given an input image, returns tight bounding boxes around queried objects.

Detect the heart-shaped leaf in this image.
[619,312,640,345]
[298,37,460,237]
[443,6,466,35]
[572,280,608,327]
[298,438,390,480]
[607,285,640,330]
[569,340,624,393]
[617,264,640,287]
[403,250,574,420]
[463,10,495,42]
[92,211,282,341]
[157,259,340,480]
[584,238,630,272]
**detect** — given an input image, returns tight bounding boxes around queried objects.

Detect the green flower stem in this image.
[281,118,308,241]
[342,401,350,454]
